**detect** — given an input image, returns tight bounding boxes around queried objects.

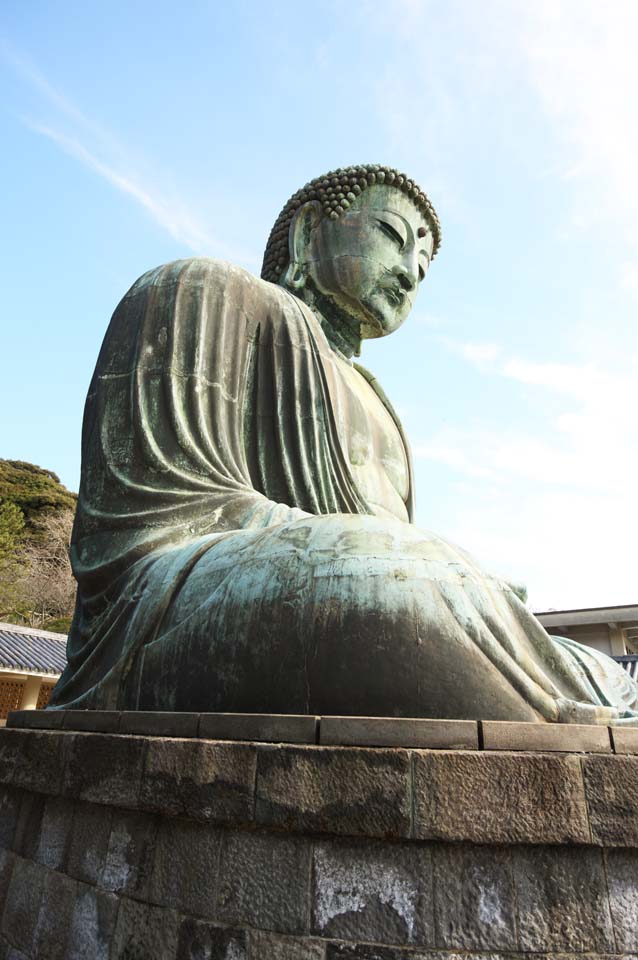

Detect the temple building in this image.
[535,604,638,676]
[0,622,67,721]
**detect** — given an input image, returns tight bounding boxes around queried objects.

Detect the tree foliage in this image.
[0,500,25,560]
[0,460,76,632]
[0,460,76,533]
[15,510,76,629]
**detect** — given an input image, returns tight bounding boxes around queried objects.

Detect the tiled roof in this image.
[0,622,67,677]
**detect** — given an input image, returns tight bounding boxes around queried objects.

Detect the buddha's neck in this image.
[297,282,362,360]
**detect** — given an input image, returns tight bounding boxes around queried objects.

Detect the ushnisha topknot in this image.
[261,163,442,285]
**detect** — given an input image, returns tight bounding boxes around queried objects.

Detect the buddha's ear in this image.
[284,201,323,289]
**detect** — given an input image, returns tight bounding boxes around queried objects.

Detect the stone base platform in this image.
[1,714,638,958]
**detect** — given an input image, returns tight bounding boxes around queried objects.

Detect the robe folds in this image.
[51,258,638,723]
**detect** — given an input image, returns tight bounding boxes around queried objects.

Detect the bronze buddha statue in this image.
[51,164,638,724]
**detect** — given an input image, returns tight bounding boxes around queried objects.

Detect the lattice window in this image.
[0,680,25,719]
[36,684,55,709]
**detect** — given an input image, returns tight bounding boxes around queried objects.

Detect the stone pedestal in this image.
[0,712,637,958]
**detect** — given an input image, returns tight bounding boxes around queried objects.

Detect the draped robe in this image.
[50,258,638,723]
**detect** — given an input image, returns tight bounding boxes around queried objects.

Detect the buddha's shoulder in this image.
[125,257,291,311]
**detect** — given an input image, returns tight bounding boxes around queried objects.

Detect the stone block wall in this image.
[0,723,638,958]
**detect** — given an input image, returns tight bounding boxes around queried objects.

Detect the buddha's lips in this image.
[381,284,405,307]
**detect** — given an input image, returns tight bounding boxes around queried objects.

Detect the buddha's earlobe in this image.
[283,260,307,290]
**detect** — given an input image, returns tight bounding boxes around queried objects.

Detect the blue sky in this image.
[2,0,637,609]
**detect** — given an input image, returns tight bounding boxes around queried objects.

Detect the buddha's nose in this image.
[393,261,417,292]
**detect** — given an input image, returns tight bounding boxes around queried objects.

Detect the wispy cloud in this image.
[1,41,250,260]
[520,1,638,276]
[620,263,638,294]
[1,41,109,138]
[422,339,637,491]
[25,121,223,253]
[414,338,638,607]
[435,337,501,369]
[412,440,494,479]
[523,3,638,192]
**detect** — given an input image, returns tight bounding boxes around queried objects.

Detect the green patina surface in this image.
[49,164,638,724]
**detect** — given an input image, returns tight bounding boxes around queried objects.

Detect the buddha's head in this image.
[261,164,441,353]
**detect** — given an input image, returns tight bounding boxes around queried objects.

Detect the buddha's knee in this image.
[278,512,430,560]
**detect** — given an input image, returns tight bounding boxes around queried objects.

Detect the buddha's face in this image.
[299,184,435,339]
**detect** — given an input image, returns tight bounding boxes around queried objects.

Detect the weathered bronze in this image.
[51,164,638,723]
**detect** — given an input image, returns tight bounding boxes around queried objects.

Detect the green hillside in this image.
[0,460,76,531]
[0,460,77,633]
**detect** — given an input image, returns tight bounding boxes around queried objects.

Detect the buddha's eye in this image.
[377,219,405,250]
